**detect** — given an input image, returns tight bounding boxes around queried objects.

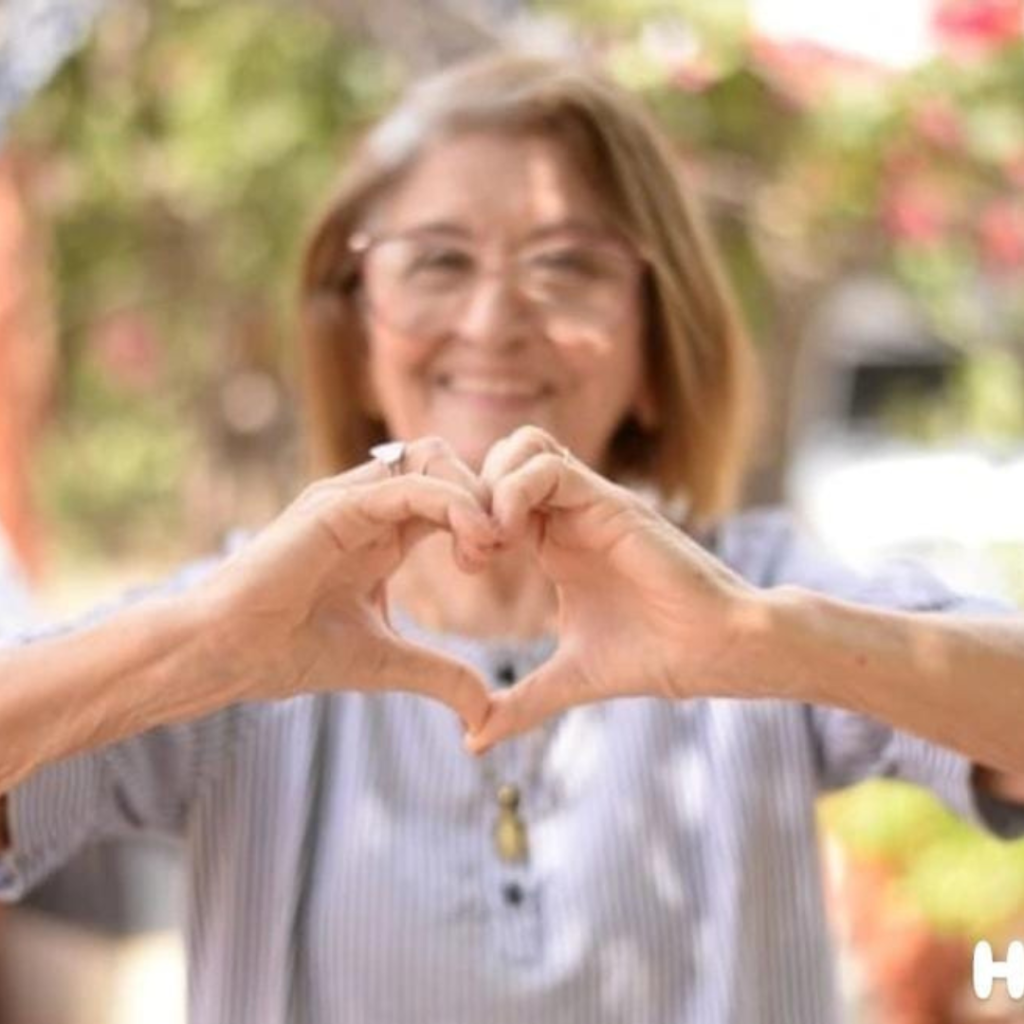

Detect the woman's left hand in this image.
[466,426,759,753]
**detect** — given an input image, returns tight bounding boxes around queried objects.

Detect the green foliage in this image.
[900,832,1024,938]
[13,0,399,559]
[820,780,962,867]
[550,5,1024,381]
[821,780,1024,938]
[538,0,748,41]
[990,542,1024,604]
[956,350,1024,440]
[38,400,189,560]
[14,1,1024,566]
[16,0,397,370]
[793,44,1024,354]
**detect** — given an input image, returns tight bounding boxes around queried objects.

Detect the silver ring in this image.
[370,440,407,477]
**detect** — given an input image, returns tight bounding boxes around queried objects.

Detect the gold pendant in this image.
[493,783,529,863]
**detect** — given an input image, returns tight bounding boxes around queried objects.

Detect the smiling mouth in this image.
[434,374,554,402]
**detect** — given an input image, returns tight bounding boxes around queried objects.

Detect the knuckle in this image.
[298,479,331,504]
[534,452,564,478]
[518,424,550,446]
[417,435,450,458]
[485,435,512,460]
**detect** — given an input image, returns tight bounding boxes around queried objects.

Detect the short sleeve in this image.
[0,541,252,899]
[714,508,1024,839]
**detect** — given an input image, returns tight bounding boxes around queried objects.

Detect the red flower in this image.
[90,311,164,392]
[910,98,964,150]
[882,144,925,180]
[978,199,1024,271]
[750,35,889,108]
[1002,149,1024,188]
[933,0,1024,54]
[881,180,950,246]
[669,59,718,94]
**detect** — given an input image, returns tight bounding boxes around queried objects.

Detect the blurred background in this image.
[0,0,1022,1021]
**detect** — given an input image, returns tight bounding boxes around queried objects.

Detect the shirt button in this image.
[495,661,517,687]
[502,882,524,906]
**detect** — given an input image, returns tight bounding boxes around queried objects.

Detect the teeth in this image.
[440,376,545,399]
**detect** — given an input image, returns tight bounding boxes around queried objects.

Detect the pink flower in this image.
[910,98,964,150]
[882,145,925,180]
[1002,149,1024,188]
[670,59,718,94]
[750,35,889,108]
[978,199,1024,271]
[933,0,1024,54]
[881,180,951,246]
[90,310,164,392]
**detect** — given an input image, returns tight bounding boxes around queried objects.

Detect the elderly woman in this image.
[2,53,1024,1024]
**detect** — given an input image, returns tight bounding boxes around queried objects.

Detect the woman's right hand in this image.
[196,437,498,730]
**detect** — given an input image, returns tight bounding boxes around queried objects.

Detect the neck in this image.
[388,533,557,639]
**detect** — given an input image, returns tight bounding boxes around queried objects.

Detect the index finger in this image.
[329,475,499,551]
[490,453,607,541]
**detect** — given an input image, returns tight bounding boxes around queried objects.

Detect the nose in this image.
[452,272,534,350]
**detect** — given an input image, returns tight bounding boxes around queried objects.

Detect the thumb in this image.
[464,652,586,754]
[362,633,492,733]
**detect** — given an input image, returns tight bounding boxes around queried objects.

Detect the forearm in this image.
[733,586,1024,774]
[0,593,237,793]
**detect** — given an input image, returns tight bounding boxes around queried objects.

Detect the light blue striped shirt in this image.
[1,509,1020,1023]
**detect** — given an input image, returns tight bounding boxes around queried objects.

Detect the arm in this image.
[464,428,1024,777]
[0,442,497,797]
[742,588,1024,776]
[0,593,228,794]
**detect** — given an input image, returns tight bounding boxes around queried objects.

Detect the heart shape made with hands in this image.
[386,428,752,756]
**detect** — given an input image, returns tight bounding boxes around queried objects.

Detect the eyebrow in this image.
[390,216,618,243]
[394,220,471,238]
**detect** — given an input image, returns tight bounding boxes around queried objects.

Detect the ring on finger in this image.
[369,440,407,478]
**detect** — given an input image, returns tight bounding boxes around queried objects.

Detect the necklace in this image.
[494,783,529,863]
[385,594,561,864]
[475,682,563,864]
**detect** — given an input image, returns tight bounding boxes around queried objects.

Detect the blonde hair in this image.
[299,52,759,527]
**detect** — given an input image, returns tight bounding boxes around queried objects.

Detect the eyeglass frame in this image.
[343,225,649,335]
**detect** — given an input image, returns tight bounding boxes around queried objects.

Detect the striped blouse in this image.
[1,508,1020,1023]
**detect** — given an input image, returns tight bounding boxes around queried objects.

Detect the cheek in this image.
[564,314,647,409]
[366,327,434,401]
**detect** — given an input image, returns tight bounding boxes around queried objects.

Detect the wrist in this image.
[188,583,269,704]
[714,585,820,702]
[192,578,306,703]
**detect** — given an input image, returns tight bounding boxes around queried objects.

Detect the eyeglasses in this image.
[348,228,644,339]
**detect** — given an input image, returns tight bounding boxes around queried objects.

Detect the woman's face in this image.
[358,131,653,471]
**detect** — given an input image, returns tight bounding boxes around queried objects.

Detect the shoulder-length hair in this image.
[298,52,759,528]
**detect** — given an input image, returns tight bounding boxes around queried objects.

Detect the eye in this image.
[529,246,602,277]
[407,243,475,276]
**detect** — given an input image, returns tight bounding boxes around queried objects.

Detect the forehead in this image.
[376,130,612,233]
